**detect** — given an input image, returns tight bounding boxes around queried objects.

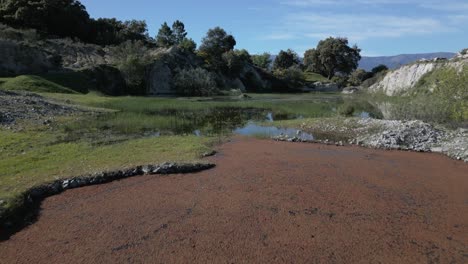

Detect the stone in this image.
[342,86,360,94]
[203,150,217,157]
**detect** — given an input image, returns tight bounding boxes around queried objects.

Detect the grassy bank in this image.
[0,127,214,209]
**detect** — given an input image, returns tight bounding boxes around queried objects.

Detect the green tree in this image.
[156,22,174,48]
[198,27,236,70]
[371,64,388,75]
[273,49,300,70]
[172,20,187,45]
[348,69,368,86]
[304,37,361,79]
[108,40,153,94]
[173,68,219,96]
[178,38,197,53]
[222,50,250,77]
[0,0,91,40]
[90,19,149,45]
[252,53,272,70]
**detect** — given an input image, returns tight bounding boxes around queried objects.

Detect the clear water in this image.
[234,123,314,140]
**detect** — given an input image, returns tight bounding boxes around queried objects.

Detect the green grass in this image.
[39,72,93,94]
[303,71,330,83]
[0,75,78,94]
[0,128,215,208]
[47,92,343,119]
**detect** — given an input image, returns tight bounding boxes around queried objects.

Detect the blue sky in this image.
[80,0,468,56]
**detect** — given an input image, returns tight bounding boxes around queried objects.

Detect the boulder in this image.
[342,86,360,94]
[147,60,173,95]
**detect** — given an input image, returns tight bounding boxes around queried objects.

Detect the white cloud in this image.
[263,13,451,43]
[282,0,468,10]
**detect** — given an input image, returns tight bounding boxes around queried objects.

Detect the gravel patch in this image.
[0,90,82,128]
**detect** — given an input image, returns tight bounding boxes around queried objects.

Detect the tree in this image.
[156,22,174,48]
[348,69,368,86]
[120,20,149,42]
[0,0,91,40]
[371,64,388,75]
[198,27,236,70]
[273,49,300,70]
[172,20,187,45]
[173,68,219,96]
[108,40,153,94]
[222,50,250,77]
[179,38,197,53]
[252,53,272,70]
[304,37,361,79]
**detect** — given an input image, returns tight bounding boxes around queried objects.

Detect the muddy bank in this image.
[0,163,214,240]
[1,137,467,263]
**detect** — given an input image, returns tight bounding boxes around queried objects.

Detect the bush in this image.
[108,40,153,94]
[273,66,304,89]
[331,75,348,88]
[173,68,219,96]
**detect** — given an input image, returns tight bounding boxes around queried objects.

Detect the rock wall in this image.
[369,54,468,96]
[146,47,201,95]
[369,62,438,96]
[0,40,61,76]
[0,39,107,76]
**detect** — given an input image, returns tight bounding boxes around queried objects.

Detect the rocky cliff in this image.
[369,52,468,96]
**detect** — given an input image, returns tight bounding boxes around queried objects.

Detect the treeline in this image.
[0,0,150,45]
[0,0,387,94]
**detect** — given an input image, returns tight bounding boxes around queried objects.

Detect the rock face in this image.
[0,40,61,76]
[146,47,201,95]
[369,53,468,96]
[0,39,108,77]
[369,62,437,96]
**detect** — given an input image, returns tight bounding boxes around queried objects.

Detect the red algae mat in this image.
[1,137,467,263]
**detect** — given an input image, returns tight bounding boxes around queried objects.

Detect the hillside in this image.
[359,52,456,71]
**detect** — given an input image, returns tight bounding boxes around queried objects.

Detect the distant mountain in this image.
[359,52,456,71]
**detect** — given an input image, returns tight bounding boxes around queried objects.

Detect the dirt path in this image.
[1,137,467,263]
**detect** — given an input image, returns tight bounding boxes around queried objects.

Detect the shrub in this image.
[108,40,153,94]
[173,68,219,96]
[331,75,348,88]
[273,66,304,89]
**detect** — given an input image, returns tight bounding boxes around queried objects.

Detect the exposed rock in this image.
[369,54,468,96]
[0,40,61,76]
[146,47,201,95]
[369,63,438,96]
[306,82,340,92]
[203,150,217,157]
[147,60,173,95]
[342,86,360,94]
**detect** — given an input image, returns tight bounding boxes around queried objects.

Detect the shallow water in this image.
[234,122,314,140]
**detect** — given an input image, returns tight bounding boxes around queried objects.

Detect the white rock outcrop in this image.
[369,52,467,96]
[369,62,438,96]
